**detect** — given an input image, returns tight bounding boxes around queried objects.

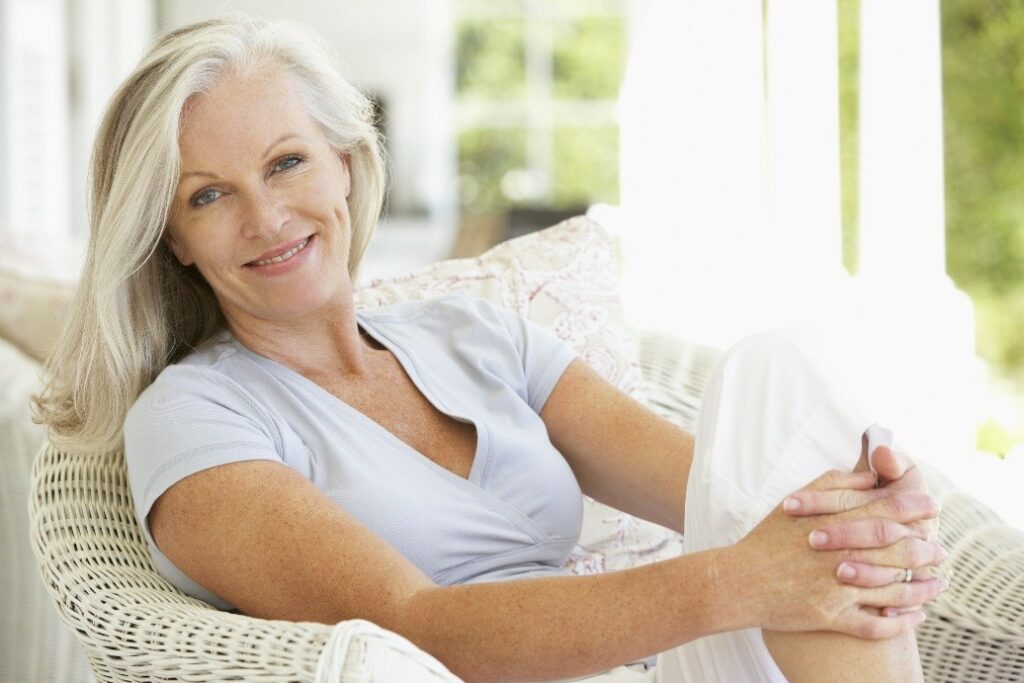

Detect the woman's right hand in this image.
[729,469,948,640]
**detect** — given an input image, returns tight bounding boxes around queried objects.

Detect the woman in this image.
[33,14,946,683]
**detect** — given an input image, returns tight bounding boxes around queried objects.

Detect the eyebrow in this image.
[179,133,304,182]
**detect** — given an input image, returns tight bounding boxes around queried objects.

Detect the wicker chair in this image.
[29,330,1024,682]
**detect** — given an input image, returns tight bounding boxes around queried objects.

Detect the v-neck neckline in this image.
[224,311,491,487]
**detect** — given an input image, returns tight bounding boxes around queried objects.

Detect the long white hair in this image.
[32,14,387,456]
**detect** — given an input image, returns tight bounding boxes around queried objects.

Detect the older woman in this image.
[34,15,946,683]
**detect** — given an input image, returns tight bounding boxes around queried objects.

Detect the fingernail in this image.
[939,579,950,591]
[809,530,829,547]
[939,547,950,561]
[837,563,856,580]
[916,611,927,624]
[783,497,801,512]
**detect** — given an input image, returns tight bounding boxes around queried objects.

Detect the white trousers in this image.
[564,329,880,683]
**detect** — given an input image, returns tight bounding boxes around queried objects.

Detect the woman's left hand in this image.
[780,445,944,617]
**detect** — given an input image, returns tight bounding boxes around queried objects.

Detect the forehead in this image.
[178,69,322,170]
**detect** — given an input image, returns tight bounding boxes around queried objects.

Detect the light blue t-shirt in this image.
[123,291,583,611]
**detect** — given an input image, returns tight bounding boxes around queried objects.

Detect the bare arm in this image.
[539,357,694,533]
[148,459,747,683]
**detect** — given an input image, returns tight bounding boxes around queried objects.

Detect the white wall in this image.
[157,0,457,231]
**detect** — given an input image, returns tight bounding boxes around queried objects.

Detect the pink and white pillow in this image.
[354,215,685,573]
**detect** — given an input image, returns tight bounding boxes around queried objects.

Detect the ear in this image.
[337,150,352,199]
[162,227,193,267]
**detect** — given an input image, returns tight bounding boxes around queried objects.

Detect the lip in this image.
[244,233,316,276]
[247,235,312,265]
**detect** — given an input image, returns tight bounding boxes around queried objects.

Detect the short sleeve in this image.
[123,365,285,550]
[459,293,579,414]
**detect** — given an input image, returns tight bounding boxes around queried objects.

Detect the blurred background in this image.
[0,0,1021,525]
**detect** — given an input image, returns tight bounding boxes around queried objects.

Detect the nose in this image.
[241,186,289,240]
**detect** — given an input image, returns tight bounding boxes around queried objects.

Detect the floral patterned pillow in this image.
[354,215,685,573]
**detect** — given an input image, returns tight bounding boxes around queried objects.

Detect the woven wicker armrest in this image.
[29,443,460,682]
[635,328,1024,683]
[915,464,1024,682]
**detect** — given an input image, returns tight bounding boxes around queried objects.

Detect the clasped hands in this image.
[734,442,946,640]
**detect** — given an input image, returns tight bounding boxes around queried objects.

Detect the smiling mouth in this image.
[246,235,313,267]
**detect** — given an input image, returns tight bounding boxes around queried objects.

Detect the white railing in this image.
[619,0,976,474]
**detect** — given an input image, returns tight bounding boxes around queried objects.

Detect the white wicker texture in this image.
[28,446,460,682]
[636,329,1024,683]
[25,328,1024,681]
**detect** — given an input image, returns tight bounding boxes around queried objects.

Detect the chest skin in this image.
[309,348,479,481]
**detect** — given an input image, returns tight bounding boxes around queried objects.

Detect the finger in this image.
[845,609,927,640]
[844,537,948,570]
[880,605,924,618]
[836,562,920,588]
[859,490,940,524]
[800,468,879,493]
[861,577,949,609]
[809,518,927,550]
[783,487,892,515]
[871,445,917,484]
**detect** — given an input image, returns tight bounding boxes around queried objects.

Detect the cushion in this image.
[354,215,684,573]
[0,269,75,363]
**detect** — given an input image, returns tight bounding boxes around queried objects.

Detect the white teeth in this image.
[252,237,309,267]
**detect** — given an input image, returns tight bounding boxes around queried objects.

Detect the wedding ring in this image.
[902,567,914,583]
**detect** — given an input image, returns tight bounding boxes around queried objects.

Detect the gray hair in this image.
[33,14,387,455]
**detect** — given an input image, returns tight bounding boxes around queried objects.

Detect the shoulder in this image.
[124,362,274,443]
[359,290,516,339]
[357,290,498,320]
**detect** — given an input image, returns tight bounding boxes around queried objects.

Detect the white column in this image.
[764,0,843,277]
[619,0,767,349]
[850,0,976,472]
[858,0,945,278]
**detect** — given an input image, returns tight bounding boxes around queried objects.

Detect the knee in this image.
[717,328,833,392]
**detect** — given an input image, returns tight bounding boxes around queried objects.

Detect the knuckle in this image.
[873,518,897,545]
[862,620,885,640]
[904,539,927,567]
[887,493,913,519]
[832,525,852,547]
[821,469,843,487]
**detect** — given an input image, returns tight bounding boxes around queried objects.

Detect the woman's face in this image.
[164,69,354,326]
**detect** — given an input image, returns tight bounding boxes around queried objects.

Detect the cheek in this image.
[298,173,350,221]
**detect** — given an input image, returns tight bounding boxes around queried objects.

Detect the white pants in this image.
[566,329,879,683]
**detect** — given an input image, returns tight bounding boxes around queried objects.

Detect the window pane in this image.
[457,127,528,211]
[456,19,526,99]
[552,125,618,208]
[552,15,627,100]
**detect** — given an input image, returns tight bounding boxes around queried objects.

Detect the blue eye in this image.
[191,188,222,207]
[274,155,303,172]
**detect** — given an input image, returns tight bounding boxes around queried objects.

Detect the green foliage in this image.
[553,16,627,100]
[552,125,619,208]
[941,0,1024,386]
[973,289,1024,384]
[455,4,626,212]
[837,0,860,275]
[977,418,1015,458]
[456,20,526,99]
[457,128,527,212]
